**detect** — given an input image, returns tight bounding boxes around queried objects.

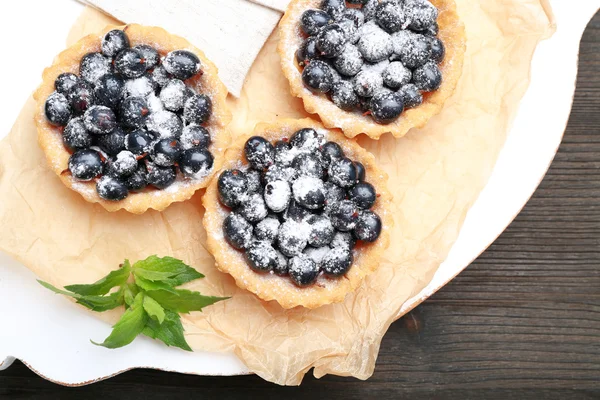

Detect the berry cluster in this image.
[44,29,214,201]
[218,128,382,287]
[296,0,445,124]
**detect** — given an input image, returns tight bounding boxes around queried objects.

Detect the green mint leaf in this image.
[65,260,131,296]
[132,256,204,285]
[123,283,138,308]
[143,295,165,324]
[146,289,229,314]
[37,280,123,312]
[143,310,192,351]
[92,292,148,349]
[134,275,177,294]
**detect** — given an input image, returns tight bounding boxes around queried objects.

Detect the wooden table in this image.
[1,12,599,400]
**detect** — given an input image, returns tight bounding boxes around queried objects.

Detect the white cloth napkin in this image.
[79,0,293,97]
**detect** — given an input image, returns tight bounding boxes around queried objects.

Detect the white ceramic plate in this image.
[0,0,598,385]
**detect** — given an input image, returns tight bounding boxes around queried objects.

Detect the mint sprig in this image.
[38,256,228,351]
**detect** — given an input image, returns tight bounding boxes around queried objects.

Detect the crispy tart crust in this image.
[33,24,231,214]
[278,0,466,139]
[202,118,393,309]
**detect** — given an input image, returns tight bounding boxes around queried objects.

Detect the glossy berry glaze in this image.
[296,0,445,124]
[217,127,383,287]
[42,28,215,203]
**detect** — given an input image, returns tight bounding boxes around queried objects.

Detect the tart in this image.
[34,24,231,214]
[278,0,466,139]
[203,118,392,309]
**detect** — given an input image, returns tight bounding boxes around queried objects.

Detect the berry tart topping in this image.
[294,0,446,124]
[42,28,217,203]
[215,128,384,288]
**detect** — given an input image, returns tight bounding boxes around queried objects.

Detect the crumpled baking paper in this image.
[0,2,554,386]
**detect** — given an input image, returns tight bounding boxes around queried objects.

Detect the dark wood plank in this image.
[2,10,600,400]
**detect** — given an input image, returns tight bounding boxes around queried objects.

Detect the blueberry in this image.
[151,65,171,87]
[321,141,344,166]
[101,29,129,57]
[413,61,442,91]
[398,84,423,108]
[44,92,71,126]
[306,214,334,247]
[274,140,293,166]
[218,169,248,208]
[63,117,92,150]
[180,124,211,149]
[255,216,280,243]
[160,79,188,112]
[329,199,359,231]
[424,21,439,37]
[264,180,292,213]
[301,9,332,36]
[382,61,411,89]
[146,111,183,139]
[430,37,445,63]
[342,8,365,27]
[245,241,279,272]
[246,169,262,193]
[292,176,326,210]
[125,162,148,191]
[125,129,154,155]
[263,165,297,183]
[370,90,404,124]
[296,37,320,67]
[303,246,330,267]
[274,251,290,276]
[376,2,406,33]
[333,44,364,77]
[357,24,393,62]
[316,24,347,58]
[95,127,127,156]
[399,33,432,69]
[348,182,377,209]
[163,50,201,80]
[152,139,182,167]
[290,128,321,150]
[337,18,359,45]
[329,157,358,188]
[79,52,111,84]
[324,181,346,208]
[68,149,104,181]
[94,73,124,108]
[223,213,253,250]
[353,69,384,98]
[123,75,157,98]
[302,60,334,93]
[278,220,309,257]
[179,148,213,178]
[288,254,319,286]
[330,231,355,251]
[322,247,353,276]
[330,80,359,111]
[96,176,128,201]
[133,44,159,70]
[183,94,212,125]
[115,48,146,79]
[244,136,275,170]
[353,210,382,242]
[354,161,366,182]
[83,105,117,135]
[363,0,379,20]
[67,80,95,114]
[284,199,312,222]
[404,0,438,31]
[146,164,176,189]
[238,193,268,223]
[320,0,345,19]
[119,97,149,129]
[293,153,325,179]
[106,150,138,178]
[54,73,79,94]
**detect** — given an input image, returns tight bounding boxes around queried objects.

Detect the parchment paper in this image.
[0,2,554,385]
